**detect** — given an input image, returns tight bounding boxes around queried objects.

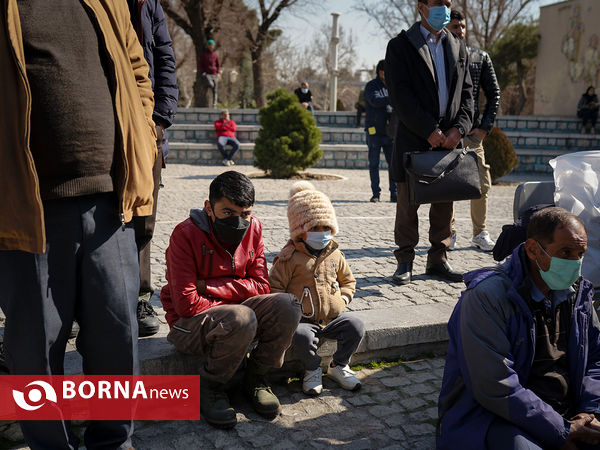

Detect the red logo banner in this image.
[0,375,200,420]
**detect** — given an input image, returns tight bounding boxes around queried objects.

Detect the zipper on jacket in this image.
[120,213,126,231]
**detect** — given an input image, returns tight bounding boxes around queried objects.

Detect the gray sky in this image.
[278,0,559,71]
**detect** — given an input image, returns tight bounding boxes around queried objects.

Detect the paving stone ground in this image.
[1,164,524,449]
[131,358,444,450]
[151,164,515,309]
[129,164,517,449]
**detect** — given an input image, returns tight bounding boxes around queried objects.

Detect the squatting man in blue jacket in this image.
[438,207,600,450]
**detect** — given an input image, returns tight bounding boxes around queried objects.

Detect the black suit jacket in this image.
[385,22,474,182]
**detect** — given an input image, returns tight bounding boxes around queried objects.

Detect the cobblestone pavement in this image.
[1,164,519,449]
[129,164,515,449]
[132,358,444,450]
[152,164,514,308]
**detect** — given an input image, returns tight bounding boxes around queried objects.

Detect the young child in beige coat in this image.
[270,182,365,395]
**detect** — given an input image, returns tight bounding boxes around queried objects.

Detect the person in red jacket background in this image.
[214,109,240,166]
[160,171,301,429]
[198,39,221,108]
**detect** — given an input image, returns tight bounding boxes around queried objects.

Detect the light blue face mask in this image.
[536,242,582,291]
[305,231,333,250]
[424,5,451,31]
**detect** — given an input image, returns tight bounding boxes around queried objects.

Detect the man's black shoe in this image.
[390,193,398,203]
[392,262,412,285]
[426,261,463,282]
[137,294,160,337]
[370,196,380,203]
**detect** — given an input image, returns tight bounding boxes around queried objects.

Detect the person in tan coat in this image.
[0,1,156,448]
[270,182,365,396]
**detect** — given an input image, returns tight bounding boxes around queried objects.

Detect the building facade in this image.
[535,0,600,116]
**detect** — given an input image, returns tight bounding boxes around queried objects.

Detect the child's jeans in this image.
[290,313,365,370]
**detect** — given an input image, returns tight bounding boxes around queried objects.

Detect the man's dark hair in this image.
[451,10,465,21]
[527,207,585,245]
[209,171,255,207]
[376,60,385,76]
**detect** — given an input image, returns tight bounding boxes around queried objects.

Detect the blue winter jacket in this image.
[437,244,600,449]
[364,77,391,137]
[127,0,178,156]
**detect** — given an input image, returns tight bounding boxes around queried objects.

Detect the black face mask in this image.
[212,215,250,247]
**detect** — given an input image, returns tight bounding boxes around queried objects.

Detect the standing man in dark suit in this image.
[385,0,473,286]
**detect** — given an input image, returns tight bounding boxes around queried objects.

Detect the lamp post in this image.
[329,12,340,111]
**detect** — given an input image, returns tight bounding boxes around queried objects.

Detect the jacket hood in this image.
[463,243,526,290]
[189,208,211,232]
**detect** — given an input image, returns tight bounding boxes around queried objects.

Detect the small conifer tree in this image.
[483,127,519,181]
[253,89,322,178]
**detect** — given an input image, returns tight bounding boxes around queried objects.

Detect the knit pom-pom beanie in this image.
[287,181,338,239]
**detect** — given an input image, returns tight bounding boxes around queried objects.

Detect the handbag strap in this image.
[405,148,469,185]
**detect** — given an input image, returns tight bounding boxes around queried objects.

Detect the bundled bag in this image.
[403,147,481,205]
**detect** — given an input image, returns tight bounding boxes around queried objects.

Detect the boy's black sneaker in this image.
[390,193,398,203]
[369,196,380,203]
[137,294,160,337]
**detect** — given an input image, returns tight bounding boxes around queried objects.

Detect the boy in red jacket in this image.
[214,109,240,166]
[160,171,301,428]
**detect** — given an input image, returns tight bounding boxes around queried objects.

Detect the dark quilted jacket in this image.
[127,0,178,129]
[468,47,500,132]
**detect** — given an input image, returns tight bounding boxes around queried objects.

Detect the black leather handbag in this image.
[403,148,481,205]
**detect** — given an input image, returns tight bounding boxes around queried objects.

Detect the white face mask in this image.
[301,88,309,94]
[304,231,333,250]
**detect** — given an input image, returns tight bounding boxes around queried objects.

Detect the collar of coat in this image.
[276,238,338,262]
[404,21,462,88]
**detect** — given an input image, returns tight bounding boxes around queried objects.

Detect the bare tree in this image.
[353,0,418,39]
[163,0,253,106]
[270,25,361,111]
[244,0,316,107]
[453,0,535,49]
[354,0,534,49]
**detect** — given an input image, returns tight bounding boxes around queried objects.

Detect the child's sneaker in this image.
[327,364,361,391]
[302,367,323,395]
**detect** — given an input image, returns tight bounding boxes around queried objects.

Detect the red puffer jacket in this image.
[160,208,270,327]
[214,119,236,138]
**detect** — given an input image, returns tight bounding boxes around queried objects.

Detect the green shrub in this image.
[483,127,519,181]
[253,89,322,178]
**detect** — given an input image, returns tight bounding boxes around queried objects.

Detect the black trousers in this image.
[133,151,162,295]
[0,193,139,449]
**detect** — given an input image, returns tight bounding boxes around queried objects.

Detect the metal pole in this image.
[329,13,340,112]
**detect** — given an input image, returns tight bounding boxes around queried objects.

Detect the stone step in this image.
[169,124,367,145]
[63,291,453,375]
[166,141,592,174]
[169,122,600,150]
[175,108,596,135]
[167,142,376,169]
[175,108,359,128]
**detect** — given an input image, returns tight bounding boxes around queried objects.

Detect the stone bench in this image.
[63,292,452,376]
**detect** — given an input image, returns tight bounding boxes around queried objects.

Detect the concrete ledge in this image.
[63,294,454,375]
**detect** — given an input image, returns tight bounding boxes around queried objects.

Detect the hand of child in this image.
[196,279,206,294]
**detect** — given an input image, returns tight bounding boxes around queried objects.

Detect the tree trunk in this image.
[515,61,527,115]
[192,40,210,107]
[252,49,265,108]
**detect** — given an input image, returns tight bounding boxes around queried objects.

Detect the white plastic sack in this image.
[549,151,600,286]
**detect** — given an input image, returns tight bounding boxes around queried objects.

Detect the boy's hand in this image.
[196,279,206,294]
